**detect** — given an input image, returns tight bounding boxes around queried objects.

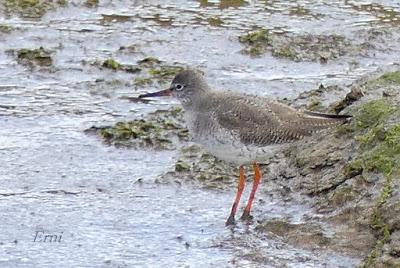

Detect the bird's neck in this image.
[181,88,213,111]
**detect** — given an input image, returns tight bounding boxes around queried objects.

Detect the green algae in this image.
[344,96,400,267]
[329,75,400,267]
[3,0,67,18]
[0,24,12,33]
[97,58,140,73]
[88,107,187,150]
[362,144,398,175]
[365,122,400,175]
[16,47,52,66]
[347,98,399,176]
[102,59,121,70]
[377,71,400,84]
[134,57,184,85]
[98,56,181,83]
[272,47,298,60]
[361,174,393,268]
[10,0,40,8]
[246,45,264,56]
[348,99,394,130]
[238,30,352,62]
[385,124,400,147]
[134,77,153,86]
[239,29,271,44]
[148,66,184,79]
[239,29,271,56]
[344,159,363,178]
[207,17,223,27]
[288,6,312,17]
[98,117,182,149]
[101,120,158,139]
[137,57,161,67]
[175,161,191,172]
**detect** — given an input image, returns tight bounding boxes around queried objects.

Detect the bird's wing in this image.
[214,93,350,146]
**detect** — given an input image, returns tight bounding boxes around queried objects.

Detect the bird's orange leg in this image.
[241,162,261,221]
[226,165,246,226]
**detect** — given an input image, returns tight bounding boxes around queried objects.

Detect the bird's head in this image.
[138,69,209,106]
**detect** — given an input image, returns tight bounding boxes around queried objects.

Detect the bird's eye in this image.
[175,84,184,91]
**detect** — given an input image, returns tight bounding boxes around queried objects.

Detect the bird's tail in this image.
[294,110,352,136]
[303,110,352,121]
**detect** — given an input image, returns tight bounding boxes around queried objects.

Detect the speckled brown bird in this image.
[139,70,351,226]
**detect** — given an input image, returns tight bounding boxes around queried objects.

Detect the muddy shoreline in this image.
[1,1,400,267]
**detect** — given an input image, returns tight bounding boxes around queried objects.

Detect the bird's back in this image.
[202,90,350,146]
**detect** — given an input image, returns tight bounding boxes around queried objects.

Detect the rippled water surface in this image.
[1,0,400,267]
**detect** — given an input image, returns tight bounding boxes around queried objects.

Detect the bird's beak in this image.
[138,88,172,98]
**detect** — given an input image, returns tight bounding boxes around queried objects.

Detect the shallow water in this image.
[1,0,400,267]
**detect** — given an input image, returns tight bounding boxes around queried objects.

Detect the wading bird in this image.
[139,70,351,225]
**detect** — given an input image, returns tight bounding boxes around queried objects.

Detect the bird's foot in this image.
[240,210,253,222]
[225,214,236,226]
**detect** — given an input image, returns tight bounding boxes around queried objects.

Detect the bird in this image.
[138,69,351,226]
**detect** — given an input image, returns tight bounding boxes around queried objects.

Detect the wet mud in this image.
[1,1,400,267]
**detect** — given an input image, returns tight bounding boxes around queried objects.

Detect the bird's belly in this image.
[202,140,256,164]
[205,140,281,165]
[192,130,281,165]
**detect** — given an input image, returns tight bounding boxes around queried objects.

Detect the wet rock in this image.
[84,0,98,8]
[93,56,183,82]
[86,107,188,150]
[207,17,223,27]
[137,57,162,67]
[134,57,184,85]
[175,161,191,172]
[332,86,365,113]
[288,6,322,19]
[238,30,364,62]
[256,220,331,249]
[238,29,271,56]
[15,47,53,67]
[118,44,138,53]
[379,230,400,267]
[96,59,141,73]
[102,59,121,70]
[263,70,400,267]
[93,56,183,86]
[160,144,238,190]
